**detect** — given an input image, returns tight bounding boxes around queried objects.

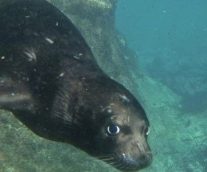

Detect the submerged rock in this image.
[48,0,137,79]
[0,110,118,172]
[1,0,206,172]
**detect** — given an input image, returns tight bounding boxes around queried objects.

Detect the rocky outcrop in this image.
[1,0,206,172]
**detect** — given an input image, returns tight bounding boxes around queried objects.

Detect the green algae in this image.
[0,0,206,172]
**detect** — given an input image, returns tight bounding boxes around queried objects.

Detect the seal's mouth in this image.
[98,152,152,171]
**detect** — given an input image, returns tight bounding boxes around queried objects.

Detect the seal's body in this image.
[0,0,152,171]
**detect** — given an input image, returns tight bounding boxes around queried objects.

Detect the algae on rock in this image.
[1,0,206,172]
[48,0,137,80]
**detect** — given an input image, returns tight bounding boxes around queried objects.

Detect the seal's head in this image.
[95,94,152,171]
[62,75,152,171]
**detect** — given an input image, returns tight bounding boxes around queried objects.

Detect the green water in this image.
[1,0,207,172]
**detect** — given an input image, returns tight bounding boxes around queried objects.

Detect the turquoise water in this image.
[0,0,207,172]
[116,0,207,171]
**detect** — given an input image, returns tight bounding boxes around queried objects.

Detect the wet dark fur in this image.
[0,0,152,171]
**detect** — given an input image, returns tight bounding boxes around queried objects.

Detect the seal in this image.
[0,0,152,171]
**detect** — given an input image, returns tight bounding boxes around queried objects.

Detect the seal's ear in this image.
[0,76,34,112]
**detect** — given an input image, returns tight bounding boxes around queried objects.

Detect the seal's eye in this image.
[106,124,120,136]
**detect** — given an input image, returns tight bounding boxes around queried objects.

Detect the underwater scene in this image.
[0,0,206,172]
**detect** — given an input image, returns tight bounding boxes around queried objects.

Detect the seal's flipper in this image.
[0,77,34,112]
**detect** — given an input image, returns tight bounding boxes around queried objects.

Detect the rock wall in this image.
[1,0,206,172]
[48,0,140,91]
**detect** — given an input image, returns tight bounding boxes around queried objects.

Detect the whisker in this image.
[96,154,114,159]
[97,153,142,171]
[100,157,114,161]
[97,155,109,158]
[108,161,120,166]
[114,162,125,169]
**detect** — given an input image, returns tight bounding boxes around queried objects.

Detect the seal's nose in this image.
[132,140,153,168]
[139,152,153,166]
[118,152,152,171]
